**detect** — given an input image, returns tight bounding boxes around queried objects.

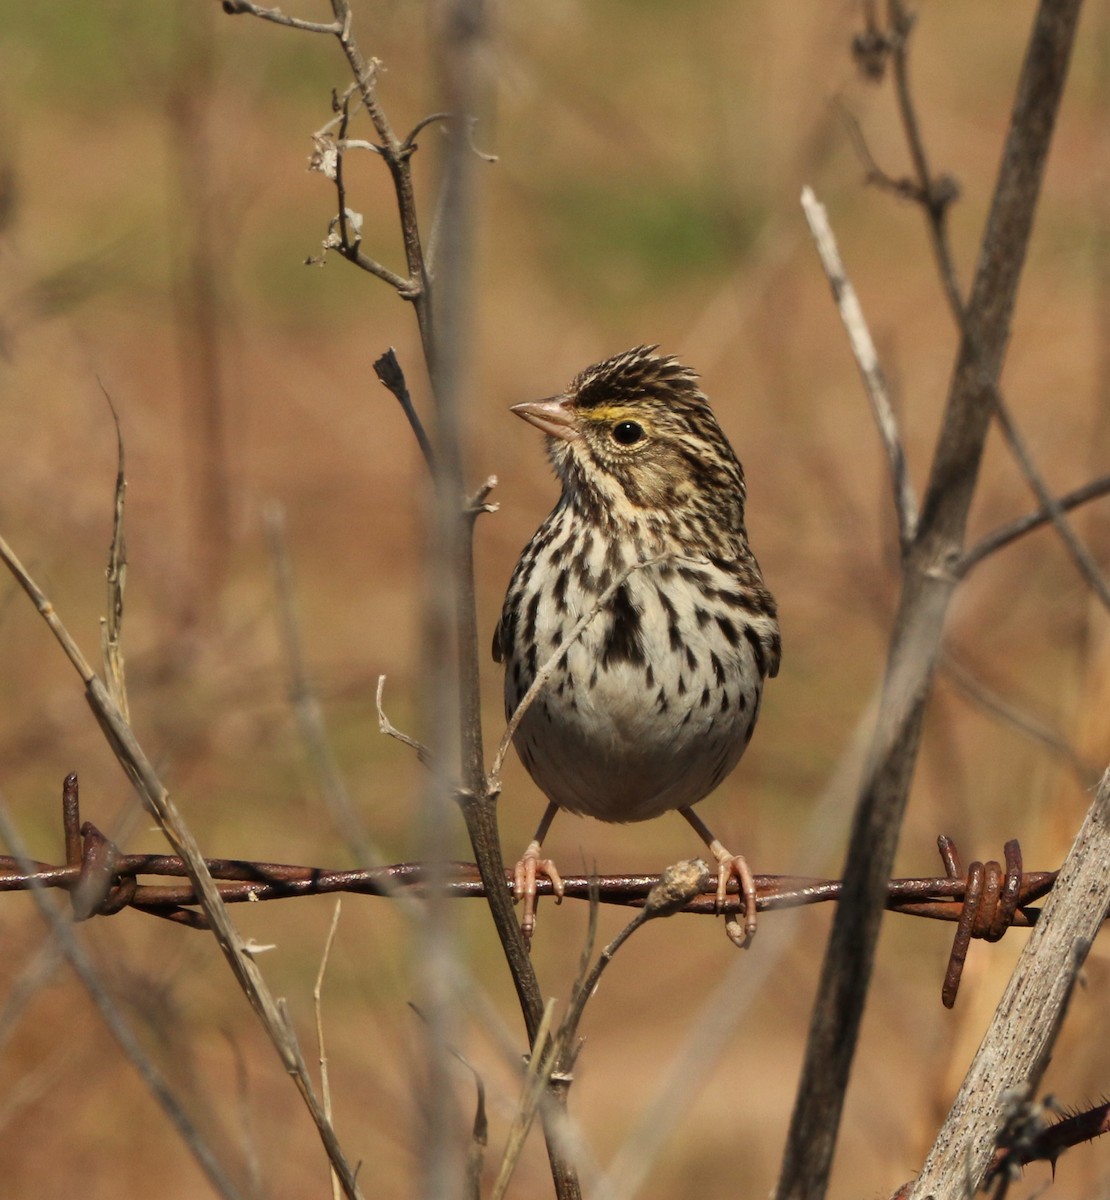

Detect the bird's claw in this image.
[713,850,757,949]
[513,839,565,940]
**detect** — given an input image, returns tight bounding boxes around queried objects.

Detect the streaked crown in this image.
[571,345,707,411]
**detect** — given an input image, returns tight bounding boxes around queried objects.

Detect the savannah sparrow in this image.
[493,347,780,946]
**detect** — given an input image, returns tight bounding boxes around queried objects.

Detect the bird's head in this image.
[512,346,747,538]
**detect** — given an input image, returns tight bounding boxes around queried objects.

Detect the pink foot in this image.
[710,846,757,949]
[513,839,565,940]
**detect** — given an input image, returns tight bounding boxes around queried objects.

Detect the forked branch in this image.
[778,3,1085,1196]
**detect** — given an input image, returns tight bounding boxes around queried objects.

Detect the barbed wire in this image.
[0,774,1063,1011]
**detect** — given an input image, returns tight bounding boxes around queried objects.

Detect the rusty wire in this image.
[0,774,1062,1006]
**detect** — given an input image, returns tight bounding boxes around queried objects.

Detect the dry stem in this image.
[777,3,1086,1195]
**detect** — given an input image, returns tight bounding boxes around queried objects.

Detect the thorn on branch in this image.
[467,476,499,519]
[984,1086,1066,1186]
[401,112,452,156]
[372,348,435,472]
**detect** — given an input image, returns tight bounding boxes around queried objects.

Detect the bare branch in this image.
[489,1001,559,1200]
[985,392,1110,610]
[959,470,1110,573]
[778,4,1085,1195]
[883,0,1110,610]
[558,861,711,1068]
[800,186,918,549]
[402,112,452,151]
[908,767,1110,1197]
[887,0,965,309]
[97,381,129,723]
[220,0,343,35]
[0,795,246,1200]
[313,901,343,1200]
[465,475,498,519]
[0,540,366,1199]
[220,1,437,349]
[941,651,1101,787]
[375,675,431,765]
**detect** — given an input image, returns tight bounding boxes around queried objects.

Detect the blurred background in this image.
[1,1,1109,1196]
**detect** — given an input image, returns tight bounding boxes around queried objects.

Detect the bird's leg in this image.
[679,807,757,949]
[513,801,564,940]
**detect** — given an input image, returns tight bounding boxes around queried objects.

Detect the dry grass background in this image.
[1,1,1109,1197]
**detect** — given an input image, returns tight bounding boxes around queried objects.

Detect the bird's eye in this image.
[612,420,644,446]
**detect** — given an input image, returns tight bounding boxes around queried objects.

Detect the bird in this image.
[493,346,780,947]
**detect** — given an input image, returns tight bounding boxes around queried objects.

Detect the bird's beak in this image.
[510,395,578,441]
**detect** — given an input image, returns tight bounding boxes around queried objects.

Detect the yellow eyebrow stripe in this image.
[579,405,643,425]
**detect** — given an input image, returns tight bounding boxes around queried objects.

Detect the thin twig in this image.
[886,0,1110,610]
[605,862,791,1200]
[0,538,366,1199]
[777,4,1085,1196]
[314,900,343,1200]
[888,0,965,312]
[941,651,1100,787]
[0,533,97,681]
[958,471,1110,574]
[266,503,383,860]
[221,0,343,35]
[466,476,499,520]
[376,675,431,765]
[439,1037,487,1200]
[489,1000,559,1200]
[328,0,435,356]
[328,94,418,293]
[97,381,129,723]
[0,795,246,1200]
[800,185,918,549]
[225,0,435,349]
[984,394,1110,611]
[559,862,710,1059]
